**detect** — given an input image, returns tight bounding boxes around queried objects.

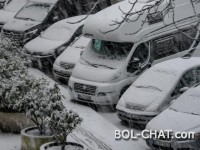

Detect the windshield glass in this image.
[15,2,54,22]
[133,68,179,92]
[4,0,27,12]
[170,90,200,115]
[81,39,133,69]
[41,24,75,41]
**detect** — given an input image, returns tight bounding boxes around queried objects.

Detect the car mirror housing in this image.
[179,87,189,94]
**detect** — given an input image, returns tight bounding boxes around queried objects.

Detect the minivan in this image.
[68,0,200,107]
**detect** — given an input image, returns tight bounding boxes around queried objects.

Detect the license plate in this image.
[78,94,91,100]
[153,140,170,147]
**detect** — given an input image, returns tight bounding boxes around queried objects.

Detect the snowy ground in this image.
[0,68,149,150]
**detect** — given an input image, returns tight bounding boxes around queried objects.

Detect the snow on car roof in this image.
[30,0,58,4]
[82,0,162,42]
[152,57,200,75]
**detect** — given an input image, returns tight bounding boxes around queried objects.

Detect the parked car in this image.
[1,0,111,46]
[23,15,86,72]
[0,0,27,28]
[53,35,90,83]
[116,57,200,126]
[68,0,200,107]
[1,0,80,46]
[146,83,200,149]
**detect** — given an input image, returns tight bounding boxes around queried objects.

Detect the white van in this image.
[68,0,200,106]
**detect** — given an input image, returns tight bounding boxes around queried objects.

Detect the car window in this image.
[153,28,197,60]
[171,68,196,97]
[127,42,150,73]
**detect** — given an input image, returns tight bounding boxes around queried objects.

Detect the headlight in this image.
[126,102,146,111]
[55,46,67,56]
[60,62,75,70]
[98,91,116,97]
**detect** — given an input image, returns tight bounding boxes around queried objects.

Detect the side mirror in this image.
[179,87,189,94]
[80,51,83,56]
[128,57,140,69]
[53,16,59,22]
[170,100,175,105]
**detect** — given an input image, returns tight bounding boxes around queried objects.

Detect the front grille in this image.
[74,83,97,96]
[157,132,172,141]
[54,70,71,78]
[60,62,75,70]
[3,29,23,41]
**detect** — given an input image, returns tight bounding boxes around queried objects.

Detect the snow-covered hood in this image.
[3,18,40,32]
[56,47,83,65]
[0,10,16,25]
[121,86,166,110]
[72,62,121,83]
[146,109,200,133]
[24,36,65,55]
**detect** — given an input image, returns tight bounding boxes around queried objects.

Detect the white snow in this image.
[0,0,27,25]
[15,1,54,22]
[24,15,86,55]
[55,36,90,65]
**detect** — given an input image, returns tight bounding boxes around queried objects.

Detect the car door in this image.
[126,42,151,75]
[159,68,197,112]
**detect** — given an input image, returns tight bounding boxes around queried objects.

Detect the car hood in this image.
[24,36,65,55]
[56,47,83,65]
[0,10,16,24]
[121,86,166,110]
[72,62,121,83]
[146,109,200,132]
[3,18,40,32]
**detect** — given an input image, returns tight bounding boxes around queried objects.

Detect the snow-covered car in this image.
[23,15,86,72]
[1,0,80,46]
[116,57,200,126]
[69,0,200,108]
[0,0,27,28]
[53,35,90,83]
[146,83,200,149]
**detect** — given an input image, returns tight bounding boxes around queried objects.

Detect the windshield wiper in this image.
[92,64,115,70]
[81,56,97,68]
[18,17,35,21]
[136,85,162,92]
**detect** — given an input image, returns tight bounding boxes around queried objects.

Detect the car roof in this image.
[151,57,200,75]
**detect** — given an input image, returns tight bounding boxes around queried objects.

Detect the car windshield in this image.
[41,24,75,41]
[15,2,54,22]
[170,90,200,115]
[133,69,179,92]
[92,39,133,60]
[3,0,26,12]
[81,39,133,69]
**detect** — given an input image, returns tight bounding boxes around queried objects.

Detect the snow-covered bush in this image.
[14,79,65,134]
[46,109,82,150]
[0,42,32,112]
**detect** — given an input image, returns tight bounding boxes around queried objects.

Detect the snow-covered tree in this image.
[46,109,82,150]
[18,81,65,134]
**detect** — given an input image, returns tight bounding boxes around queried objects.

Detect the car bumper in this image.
[68,76,124,105]
[53,64,72,82]
[116,105,158,125]
[146,138,200,150]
